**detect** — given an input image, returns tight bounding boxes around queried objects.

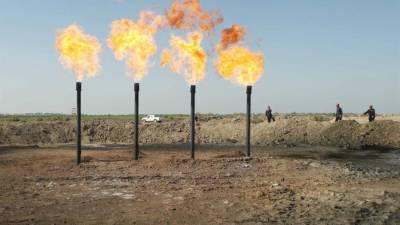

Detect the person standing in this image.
[363,105,376,122]
[335,103,343,122]
[265,106,275,123]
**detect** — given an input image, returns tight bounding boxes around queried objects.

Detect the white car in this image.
[141,115,161,123]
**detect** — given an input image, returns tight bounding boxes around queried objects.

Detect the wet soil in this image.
[0,145,399,225]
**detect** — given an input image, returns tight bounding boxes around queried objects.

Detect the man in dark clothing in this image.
[265,106,275,123]
[364,105,376,122]
[335,104,343,122]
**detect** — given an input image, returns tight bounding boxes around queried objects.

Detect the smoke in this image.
[161,32,207,85]
[55,25,101,81]
[165,0,223,32]
[108,11,164,81]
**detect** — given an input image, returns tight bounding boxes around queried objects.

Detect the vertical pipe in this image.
[76,82,82,165]
[190,85,196,159]
[246,85,252,157]
[134,83,140,160]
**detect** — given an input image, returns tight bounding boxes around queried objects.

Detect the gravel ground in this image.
[0,145,399,224]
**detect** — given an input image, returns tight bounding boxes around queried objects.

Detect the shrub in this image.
[11,117,20,122]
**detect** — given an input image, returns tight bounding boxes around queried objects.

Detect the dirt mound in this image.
[0,118,399,149]
[0,122,75,144]
[319,120,361,148]
[319,120,400,149]
[353,120,400,149]
[251,118,328,146]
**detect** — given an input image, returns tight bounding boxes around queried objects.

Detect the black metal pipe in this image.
[190,85,196,159]
[76,82,82,165]
[246,85,252,157]
[134,83,140,160]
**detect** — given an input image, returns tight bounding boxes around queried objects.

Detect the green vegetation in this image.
[0,113,389,124]
[0,114,190,124]
[0,115,131,123]
[311,115,332,122]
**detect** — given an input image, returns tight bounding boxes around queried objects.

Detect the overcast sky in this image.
[0,0,399,114]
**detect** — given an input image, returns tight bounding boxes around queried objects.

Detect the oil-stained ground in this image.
[0,145,399,225]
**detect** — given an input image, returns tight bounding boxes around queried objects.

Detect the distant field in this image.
[0,114,210,125]
[0,113,398,124]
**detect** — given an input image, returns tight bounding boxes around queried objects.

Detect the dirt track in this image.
[1,146,399,224]
[1,116,400,149]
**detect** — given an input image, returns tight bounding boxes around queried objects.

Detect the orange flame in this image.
[217,24,245,51]
[165,0,223,32]
[215,24,264,86]
[55,25,101,81]
[108,11,163,81]
[216,47,264,86]
[161,32,207,85]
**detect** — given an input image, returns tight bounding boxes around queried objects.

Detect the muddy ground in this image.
[1,115,400,149]
[0,145,399,225]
